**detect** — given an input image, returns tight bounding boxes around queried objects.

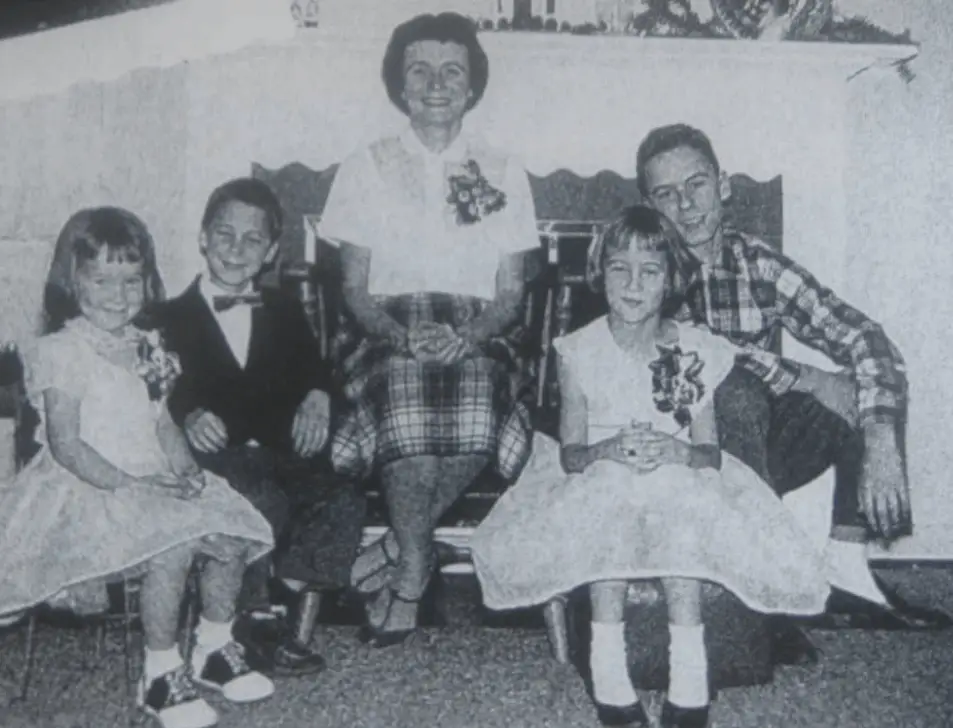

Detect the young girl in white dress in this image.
[471,206,831,728]
[0,208,277,728]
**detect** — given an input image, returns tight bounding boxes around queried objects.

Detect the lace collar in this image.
[65,316,142,366]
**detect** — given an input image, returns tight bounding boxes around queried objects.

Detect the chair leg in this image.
[15,611,37,702]
[95,621,107,661]
[181,568,200,665]
[543,596,570,664]
[123,579,138,689]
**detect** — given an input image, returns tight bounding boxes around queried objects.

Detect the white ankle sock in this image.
[144,646,183,681]
[825,541,887,605]
[194,616,234,654]
[667,624,708,708]
[590,621,638,707]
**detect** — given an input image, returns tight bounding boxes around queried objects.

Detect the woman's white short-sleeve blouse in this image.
[318,126,539,300]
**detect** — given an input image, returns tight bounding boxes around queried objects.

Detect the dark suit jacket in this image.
[153,279,333,454]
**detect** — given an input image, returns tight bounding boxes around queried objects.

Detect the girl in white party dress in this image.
[471,206,831,728]
[0,208,276,728]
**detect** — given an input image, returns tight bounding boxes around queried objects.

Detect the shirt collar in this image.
[399,124,475,164]
[692,228,744,275]
[198,274,252,313]
[717,229,746,273]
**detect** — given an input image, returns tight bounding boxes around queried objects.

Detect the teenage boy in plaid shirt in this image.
[636,124,951,663]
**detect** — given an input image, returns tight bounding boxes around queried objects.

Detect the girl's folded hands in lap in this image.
[134,472,204,500]
[617,422,688,474]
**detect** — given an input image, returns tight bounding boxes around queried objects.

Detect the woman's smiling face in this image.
[402,40,472,129]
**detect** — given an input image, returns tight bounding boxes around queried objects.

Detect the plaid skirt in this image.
[330,293,533,481]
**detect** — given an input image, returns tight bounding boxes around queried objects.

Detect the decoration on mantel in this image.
[471,0,917,80]
[291,0,319,28]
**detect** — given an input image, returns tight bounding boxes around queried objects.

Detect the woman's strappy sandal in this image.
[358,588,424,648]
[350,531,400,599]
[359,550,439,648]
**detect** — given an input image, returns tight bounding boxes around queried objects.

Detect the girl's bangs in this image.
[606,229,668,257]
[74,235,145,266]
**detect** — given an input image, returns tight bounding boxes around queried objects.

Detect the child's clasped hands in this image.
[614,420,689,474]
[134,471,205,500]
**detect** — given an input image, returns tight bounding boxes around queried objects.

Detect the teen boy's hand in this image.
[184,408,228,453]
[861,423,912,540]
[293,389,331,457]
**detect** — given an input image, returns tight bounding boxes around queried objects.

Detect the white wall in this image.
[842,2,953,556]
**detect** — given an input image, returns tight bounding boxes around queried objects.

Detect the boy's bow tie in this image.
[213,293,262,313]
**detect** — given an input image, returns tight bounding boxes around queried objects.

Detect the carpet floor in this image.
[1,568,951,728]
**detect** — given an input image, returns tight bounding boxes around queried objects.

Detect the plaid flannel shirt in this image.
[672,230,907,426]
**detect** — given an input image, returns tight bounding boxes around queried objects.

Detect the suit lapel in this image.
[185,284,245,373]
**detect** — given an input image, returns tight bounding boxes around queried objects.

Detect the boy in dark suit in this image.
[156,178,365,676]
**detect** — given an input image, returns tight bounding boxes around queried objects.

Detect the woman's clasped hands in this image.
[612,421,689,474]
[407,322,477,365]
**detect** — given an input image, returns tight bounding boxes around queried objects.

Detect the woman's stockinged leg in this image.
[352,453,489,597]
[385,455,437,595]
[365,455,438,632]
[661,578,709,710]
[429,454,491,528]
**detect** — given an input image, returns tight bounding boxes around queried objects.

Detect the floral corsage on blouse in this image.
[649,344,706,428]
[446,160,507,225]
[135,329,182,402]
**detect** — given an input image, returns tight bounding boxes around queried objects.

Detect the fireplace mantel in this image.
[290,28,917,75]
[194,30,915,184]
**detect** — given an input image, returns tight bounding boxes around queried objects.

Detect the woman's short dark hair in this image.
[200,177,283,242]
[586,205,699,318]
[44,207,165,333]
[636,124,721,198]
[381,12,489,116]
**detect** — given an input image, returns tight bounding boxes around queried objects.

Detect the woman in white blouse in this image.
[319,13,539,646]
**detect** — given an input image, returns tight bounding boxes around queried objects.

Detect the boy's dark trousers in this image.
[714,366,869,542]
[714,366,947,648]
[194,444,365,615]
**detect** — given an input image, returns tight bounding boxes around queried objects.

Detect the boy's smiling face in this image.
[200,200,276,293]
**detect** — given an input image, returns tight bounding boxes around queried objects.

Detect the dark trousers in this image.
[196,445,366,612]
[714,366,869,542]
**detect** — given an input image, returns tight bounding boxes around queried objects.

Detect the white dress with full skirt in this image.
[471,318,831,616]
[0,320,274,614]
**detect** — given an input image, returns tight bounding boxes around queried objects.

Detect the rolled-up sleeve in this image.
[760,248,908,426]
